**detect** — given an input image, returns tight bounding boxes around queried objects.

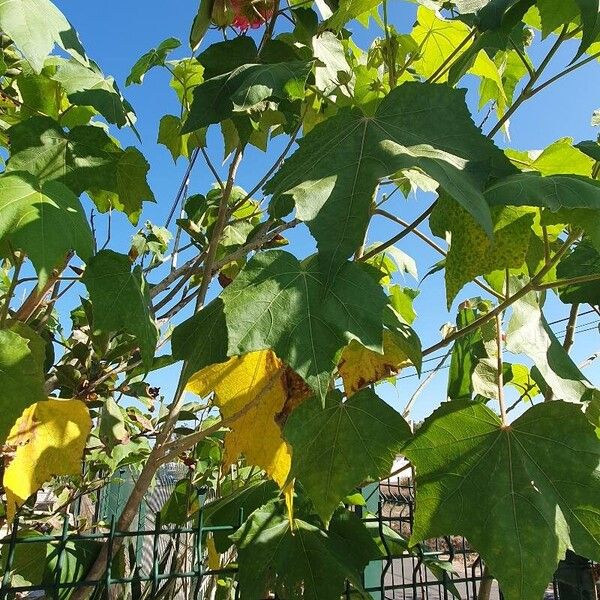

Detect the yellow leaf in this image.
[187,350,309,489]
[339,330,411,397]
[3,399,92,522]
[206,534,220,570]
[283,479,295,531]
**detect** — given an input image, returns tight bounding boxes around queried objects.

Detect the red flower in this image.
[230,0,274,31]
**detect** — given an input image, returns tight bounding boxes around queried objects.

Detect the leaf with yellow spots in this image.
[186,350,310,490]
[430,197,535,307]
[3,399,92,522]
[338,330,414,397]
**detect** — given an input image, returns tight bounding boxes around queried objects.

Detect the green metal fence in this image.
[1,471,597,599]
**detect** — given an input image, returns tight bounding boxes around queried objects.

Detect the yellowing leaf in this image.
[206,535,220,570]
[3,399,92,522]
[339,330,411,397]
[430,197,535,306]
[187,350,310,489]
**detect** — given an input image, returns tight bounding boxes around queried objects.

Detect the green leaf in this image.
[219,250,388,399]
[389,285,419,325]
[447,299,493,400]
[324,0,382,30]
[81,250,157,369]
[556,239,600,305]
[126,37,181,86]
[0,328,46,446]
[171,298,229,382]
[231,500,376,600]
[0,173,93,284]
[158,114,205,162]
[0,0,87,73]
[430,197,535,306]
[197,36,258,80]
[475,0,535,31]
[51,59,136,129]
[312,31,354,97]
[284,388,410,524]
[266,82,514,272]
[99,397,129,447]
[485,172,600,211]
[506,287,600,406]
[87,147,155,225]
[0,530,100,599]
[203,480,279,552]
[573,0,600,59]
[403,399,600,600]
[411,6,479,82]
[159,479,201,526]
[189,0,213,51]
[7,117,154,224]
[182,61,311,132]
[169,58,204,107]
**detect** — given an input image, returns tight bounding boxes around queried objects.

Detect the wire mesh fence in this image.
[0,467,597,599]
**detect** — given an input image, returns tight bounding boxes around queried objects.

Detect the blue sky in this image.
[53,1,600,422]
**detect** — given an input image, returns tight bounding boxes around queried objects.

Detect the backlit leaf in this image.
[339,330,414,397]
[3,398,91,521]
[0,328,45,446]
[430,197,534,306]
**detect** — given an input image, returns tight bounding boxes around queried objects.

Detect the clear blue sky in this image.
[53,1,600,422]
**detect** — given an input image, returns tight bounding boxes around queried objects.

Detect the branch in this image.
[359,202,436,262]
[563,303,579,354]
[149,253,205,299]
[495,313,507,426]
[487,25,568,138]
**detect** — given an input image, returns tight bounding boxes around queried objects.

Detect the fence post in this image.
[362,482,382,600]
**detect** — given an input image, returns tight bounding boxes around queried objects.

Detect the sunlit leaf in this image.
[404,399,600,600]
[3,399,91,521]
[284,388,410,524]
[187,350,310,489]
[0,0,87,72]
[266,82,514,272]
[0,173,93,285]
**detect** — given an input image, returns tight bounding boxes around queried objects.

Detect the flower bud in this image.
[211,0,235,28]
